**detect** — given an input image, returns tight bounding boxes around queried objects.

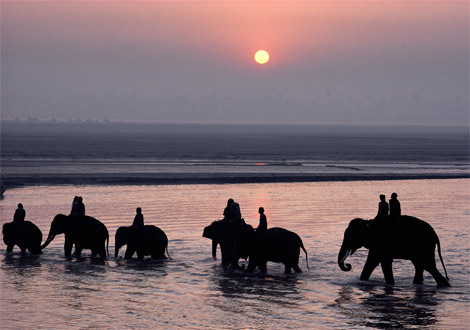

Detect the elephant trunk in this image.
[212,241,218,260]
[338,243,352,272]
[40,233,55,250]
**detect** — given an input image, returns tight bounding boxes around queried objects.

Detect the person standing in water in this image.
[389,192,401,218]
[132,207,144,228]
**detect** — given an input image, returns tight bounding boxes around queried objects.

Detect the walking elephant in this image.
[3,221,43,254]
[115,225,171,260]
[202,219,248,269]
[41,214,109,257]
[236,226,309,274]
[338,216,450,286]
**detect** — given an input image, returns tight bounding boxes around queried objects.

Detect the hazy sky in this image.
[1,1,469,125]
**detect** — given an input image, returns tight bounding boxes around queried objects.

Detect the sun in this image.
[254,50,269,64]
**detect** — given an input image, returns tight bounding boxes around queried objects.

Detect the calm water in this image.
[1,179,469,329]
[1,123,469,184]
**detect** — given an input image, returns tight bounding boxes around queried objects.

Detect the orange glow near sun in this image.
[254,50,269,64]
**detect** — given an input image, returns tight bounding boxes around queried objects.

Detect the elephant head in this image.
[338,218,371,272]
[115,226,132,257]
[202,220,223,260]
[2,222,15,246]
[234,225,256,260]
[41,214,68,249]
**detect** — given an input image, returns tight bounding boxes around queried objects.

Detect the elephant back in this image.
[3,221,42,246]
[144,225,168,242]
[261,227,303,259]
[68,216,108,245]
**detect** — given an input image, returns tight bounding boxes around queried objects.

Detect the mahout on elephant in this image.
[338,215,450,286]
[115,225,171,260]
[236,226,309,274]
[41,214,109,258]
[203,219,248,269]
[3,221,43,254]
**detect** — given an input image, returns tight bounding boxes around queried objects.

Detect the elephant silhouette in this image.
[41,214,109,258]
[3,221,43,254]
[338,216,450,286]
[115,225,171,260]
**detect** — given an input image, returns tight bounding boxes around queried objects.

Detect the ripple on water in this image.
[1,179,469,329]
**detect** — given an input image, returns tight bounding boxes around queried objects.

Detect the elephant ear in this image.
[363,220,378,249]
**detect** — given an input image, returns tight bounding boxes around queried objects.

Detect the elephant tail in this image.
[106,234,109,258]
[300,243,309,270]
[437,237,449,280]
[166,243,172,260]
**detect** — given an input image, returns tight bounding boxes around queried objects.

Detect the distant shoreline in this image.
[2,173,468,189]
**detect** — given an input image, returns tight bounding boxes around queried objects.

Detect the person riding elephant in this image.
[41,214,109,258]
[338,215,450,286]
[223,199,234,221]
[13,203,26,223]
[3,220,43,254]
[389,193,401,218]
[203,219,248,269]
[115,225,171,260]
[235,226,309,274]
[256,207,267,233]
[132,207,144,228]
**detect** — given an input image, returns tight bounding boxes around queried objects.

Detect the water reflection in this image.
[335,285,439,329]
[113,257,169,275]
[211,267,303,303]
[2,253,43,276]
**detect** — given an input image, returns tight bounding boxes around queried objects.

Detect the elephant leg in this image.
[6,245,14,253]
[380,258,395,285]
[97,246,106,258]
[259,262,267,273]
[412,260,424,284]
[29,247,43,255]
[230,260,243,270]
[220,247,230,267]
[246,259,257,272]
[360,254,381,281]
[425,265,450,287]
[137,252,144,260]
[284,265,292,274]
[20,246,27,253]
[151,252,164,259]
[64,240,73,257]
[91,249,97,257]
[124,248,134,259]
[73,246,83,257]
[293,264,302,273]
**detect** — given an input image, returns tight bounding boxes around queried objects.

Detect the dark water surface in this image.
[1,179,468,329]
[1,122,468,186]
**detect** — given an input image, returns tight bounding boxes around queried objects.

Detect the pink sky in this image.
[2,1,468,124]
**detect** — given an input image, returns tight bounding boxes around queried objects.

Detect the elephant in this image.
[202,219,248,269]
[3,221,43,254]
[235,226,309,274]
[41,214,109,258]
[115,225,171,260]
[338,216,450,286]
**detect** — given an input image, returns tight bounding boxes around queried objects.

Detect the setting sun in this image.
[254,50,269,64]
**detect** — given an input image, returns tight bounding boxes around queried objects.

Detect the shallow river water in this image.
[0,179,469,329]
